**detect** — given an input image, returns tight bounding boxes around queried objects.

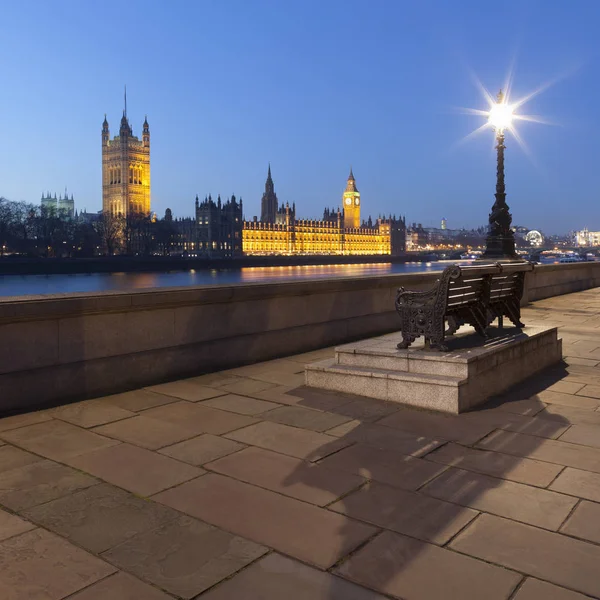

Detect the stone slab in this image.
[0,460,97,511]
[451,514,600,598]
[307,326,562,414]
[0,445,42,473]
[201,394,281,415]
[561,500,600,544]
[330,481,478,544]
[550,467,600,502]
[102,515,268,599]
[513,578,591,600]
[335,529,521,600]
[48,400,135,428]
[68,572,173,600]
[0,508,37,541]
[263,405,352,431]
[318,443,446,490]
[65,443,203,496]
[0,528,116,600]
[153,473,376,569]
[422,467,576,530]
[159,433,245,465]
[206,446,365,506]
[477,429,600,474]
[425,442,563,487]
[558,423,600,449]
[23,483,180,553]
[225,421,351,461]
[200,553,389,600]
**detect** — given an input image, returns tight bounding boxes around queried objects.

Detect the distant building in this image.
[260,164,278,223]
[575,228,600,247]
[441,217,447,230]
[243,168,405,256]
[102,93,150,216]
[41,190,75,218]
[195,194,243,257]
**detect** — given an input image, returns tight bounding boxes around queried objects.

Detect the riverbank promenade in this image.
[2,289,600,599]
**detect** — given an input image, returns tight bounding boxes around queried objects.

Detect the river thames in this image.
[0,261,472,298]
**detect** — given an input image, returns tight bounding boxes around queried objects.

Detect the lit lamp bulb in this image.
[488,90,514,132]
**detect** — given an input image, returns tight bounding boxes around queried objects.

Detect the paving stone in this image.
[145,379,229,401]
[0,460,97,511]
[0,507,36,541]
[0,445,42,473]
[200,552,388,600]
[101,389,179,412]
[491,397,547,416]
[330,481,477,544]
[550,467,600,502]
[535,390,600,410]
[142,401,257,435]
[450,513,600,598]
[206,446,364,506]
[68,572,173,600]
[477,429,600,473]
[159,433,245,465]
[48,400,135,428]
[246,385,304,405]
[538,404,600,426]
[65,443,203,496]
[426,442,563,487]
[0,410,52,433]
[546,381,586,395]
[225,421,352,461]
[422,467,576,530]
[0,528,116,600]
[263,405,352,432]
[378,409,495,445]
[332,398,400,422]
[201,393,281,415]
[248,370,306,387]
[318,443,446,490]
[217,378,277,395]
[289,387,355,411]
[561,500,600,544]
[335,529,521,600]
[93,415,197,450]
[463,410,569,440]
[153,473,376,569]
[576,384,600,399]
[102,515,267,599]
[513,578,591,600]
[322,421,442,457]
[0,419,119,461]
[23,483,180,553]
[566,357,599,367]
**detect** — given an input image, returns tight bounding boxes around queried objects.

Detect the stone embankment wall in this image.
[1,262,599,412]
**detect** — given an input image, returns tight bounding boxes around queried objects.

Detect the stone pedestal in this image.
[305,326,562,414]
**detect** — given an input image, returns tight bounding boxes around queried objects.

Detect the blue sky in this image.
[0,0,598,234]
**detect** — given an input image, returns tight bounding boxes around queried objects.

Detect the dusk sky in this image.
[0,0,598,234]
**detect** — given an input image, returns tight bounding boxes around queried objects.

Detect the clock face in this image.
[354,198,360,206]
[345,197,351,205]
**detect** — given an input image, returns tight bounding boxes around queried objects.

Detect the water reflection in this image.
[0,260,468,298]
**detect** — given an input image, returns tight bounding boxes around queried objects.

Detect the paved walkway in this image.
[3,289,600,599]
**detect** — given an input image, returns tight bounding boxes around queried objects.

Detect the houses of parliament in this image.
[100,99,404,256]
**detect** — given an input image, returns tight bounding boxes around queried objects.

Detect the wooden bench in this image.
[395,262,534,351]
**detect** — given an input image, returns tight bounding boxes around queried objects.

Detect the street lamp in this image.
[481,89,519,261]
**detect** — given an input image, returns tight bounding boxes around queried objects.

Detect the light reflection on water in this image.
[0,261,568,297]
[0,260,474,298]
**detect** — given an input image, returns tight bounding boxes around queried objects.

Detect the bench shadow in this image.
[280,379,572,599]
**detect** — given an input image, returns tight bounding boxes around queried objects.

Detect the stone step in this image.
[305,359,466,414]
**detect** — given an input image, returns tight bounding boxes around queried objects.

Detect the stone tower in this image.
[260,164,278,223]
[342,168,360,229]
[102,91,151,216]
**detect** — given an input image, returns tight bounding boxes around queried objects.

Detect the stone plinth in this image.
[305,326,562,414]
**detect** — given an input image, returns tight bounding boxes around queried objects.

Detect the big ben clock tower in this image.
[342,168,360,229]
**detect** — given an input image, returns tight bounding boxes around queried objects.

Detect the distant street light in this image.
[481,90,519,260]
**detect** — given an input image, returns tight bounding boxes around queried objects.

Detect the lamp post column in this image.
[481,92,518,260]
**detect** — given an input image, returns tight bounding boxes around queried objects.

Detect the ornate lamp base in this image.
[480,233,519,261]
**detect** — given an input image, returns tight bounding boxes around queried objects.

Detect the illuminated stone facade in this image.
[102,108,150,216]
[243,169,405,255]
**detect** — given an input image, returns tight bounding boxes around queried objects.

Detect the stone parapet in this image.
[1,261,599,412]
